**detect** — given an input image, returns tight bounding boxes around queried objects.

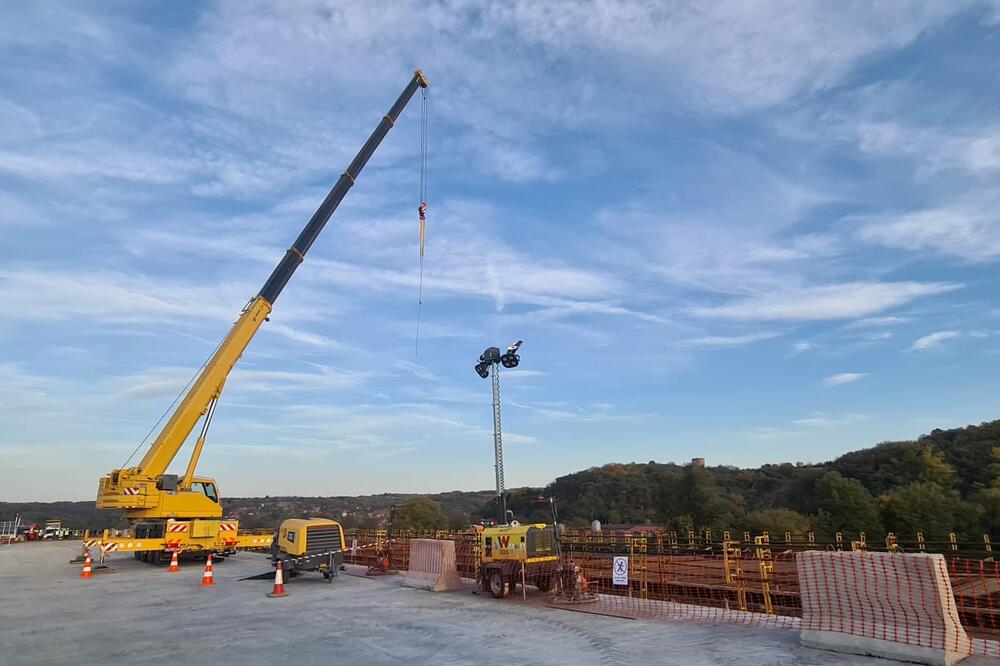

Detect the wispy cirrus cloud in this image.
[846,316,912,328]
[679,331,783,349]
[823,372,868,387]
[793,413,869,428]
[690,282,960,322]
[909,330,961,352]
[858,208,1000,262]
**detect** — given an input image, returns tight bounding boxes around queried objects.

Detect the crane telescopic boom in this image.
[97,70,429,520]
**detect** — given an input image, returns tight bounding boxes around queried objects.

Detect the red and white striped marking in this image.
[101,543,119,554]
[84,539,101,549]
[123,487,141,495]
[219,523,237,532]
[167,523,189,533]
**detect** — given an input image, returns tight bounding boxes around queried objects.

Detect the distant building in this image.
[690,457,705,468]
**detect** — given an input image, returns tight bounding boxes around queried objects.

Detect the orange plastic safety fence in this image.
[355,530,1000,658]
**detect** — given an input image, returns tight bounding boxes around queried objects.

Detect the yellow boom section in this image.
[136,296,271,477]
[96,297,271,516]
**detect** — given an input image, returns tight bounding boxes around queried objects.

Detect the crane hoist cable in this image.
[415,85,429,355]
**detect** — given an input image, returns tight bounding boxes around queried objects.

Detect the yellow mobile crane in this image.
[85,70,429,563]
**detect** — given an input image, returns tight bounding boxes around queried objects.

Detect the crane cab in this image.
[97,470,223,519]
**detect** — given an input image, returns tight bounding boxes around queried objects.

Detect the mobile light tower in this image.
[474,340,522,525]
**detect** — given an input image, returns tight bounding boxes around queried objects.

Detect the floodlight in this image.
[500,353,519,368]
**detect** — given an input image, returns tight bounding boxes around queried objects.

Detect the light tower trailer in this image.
[479,522,560,598]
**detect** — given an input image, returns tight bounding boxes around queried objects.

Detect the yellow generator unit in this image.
[479,522,560,597]
[271,518,346,582]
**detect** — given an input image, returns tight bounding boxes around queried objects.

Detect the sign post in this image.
[612,555,629,587]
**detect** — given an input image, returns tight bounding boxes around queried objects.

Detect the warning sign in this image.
[612,556,629,586]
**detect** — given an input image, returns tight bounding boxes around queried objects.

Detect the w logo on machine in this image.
[494,536,511,549]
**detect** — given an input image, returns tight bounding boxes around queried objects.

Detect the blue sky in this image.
[3,1,1000,502]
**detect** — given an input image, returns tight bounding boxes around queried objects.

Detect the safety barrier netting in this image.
[343,529,480,574]
[948,557,1000,651]
[341,528,1000,659]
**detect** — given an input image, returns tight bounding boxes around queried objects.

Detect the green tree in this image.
[743,508,814,538]
[972,446,1000,536]
[680,464,737,528]
[832,442,958,496]
[393,497,448,530]
[814,471,883,538]
[880,481,981,539]
[975,487,1000,537]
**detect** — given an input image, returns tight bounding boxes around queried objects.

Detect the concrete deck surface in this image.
[0,542,969,665]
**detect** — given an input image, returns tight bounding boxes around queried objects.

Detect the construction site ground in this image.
[2,542,990,666]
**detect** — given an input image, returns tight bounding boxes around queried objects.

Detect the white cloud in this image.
[691,281,959,322]
[852,121,1000,177]
[462,134,560,183]
[113,364,367,400]
[679,331,782,349]
[596,159,833,298]
[847,316,912,328]
[514,2,969,113]
[793,417,838,428]
[502,369,545,379]
[396,360,441,382]
[0,268,235,324]
[792,413,868,428]
[264,324,345,350]
[909,330,960,352]
[858,208,1000,262]
[163,1,972,136]
[789,341,812,355]
[0,268,340,351]
[823,372,868,387]
[508,399,652,423]
[231,367,368,393]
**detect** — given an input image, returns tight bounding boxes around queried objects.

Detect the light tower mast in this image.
[474,340,522,524]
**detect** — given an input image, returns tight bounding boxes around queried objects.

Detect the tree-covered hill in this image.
[500,420,1000,539]
[5,420,1000,539]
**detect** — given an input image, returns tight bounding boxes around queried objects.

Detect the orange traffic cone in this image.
[200,554,215,586]
[167,550,180,573]
[268,560,288,598]
[80,550,93,579]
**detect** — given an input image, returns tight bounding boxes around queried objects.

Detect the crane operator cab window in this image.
[190,481,219,503]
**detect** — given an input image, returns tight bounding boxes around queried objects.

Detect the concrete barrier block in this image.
[403,539,463,592]
[796,550,971,666]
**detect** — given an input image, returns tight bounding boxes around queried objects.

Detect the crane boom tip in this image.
[415,68,429,88]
